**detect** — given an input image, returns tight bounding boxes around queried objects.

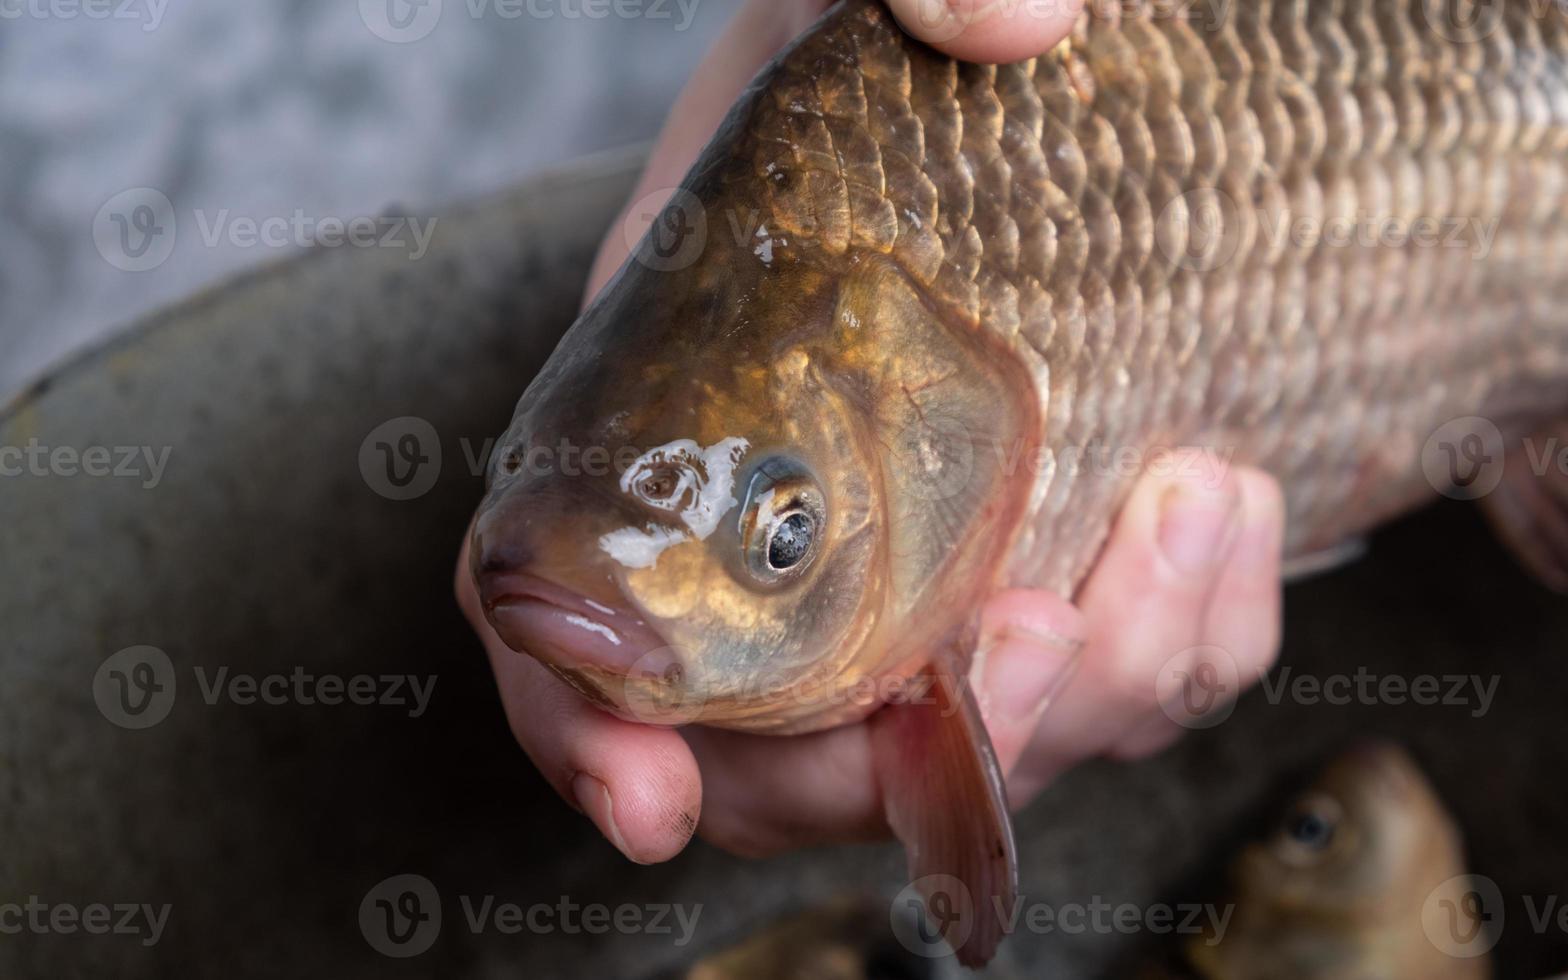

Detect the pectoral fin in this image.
[1478,430,1568,593]
[870,651,1017,968]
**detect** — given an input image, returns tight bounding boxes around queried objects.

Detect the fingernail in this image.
[1157,481,1240,574]
[982,625,1083,726]
[570,772,648,865]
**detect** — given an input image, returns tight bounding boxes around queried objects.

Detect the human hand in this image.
[456,0,1287,863]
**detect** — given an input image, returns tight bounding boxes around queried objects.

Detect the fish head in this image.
[1234,740,1466,919]
[472,218,1035,731]
[472,242,980,730]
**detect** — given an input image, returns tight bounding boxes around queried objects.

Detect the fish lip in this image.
[478,570,608,619]
[478,571,670,677]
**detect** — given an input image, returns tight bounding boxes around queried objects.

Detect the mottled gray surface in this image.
[0,0,735,400]
[3,150,1567,979]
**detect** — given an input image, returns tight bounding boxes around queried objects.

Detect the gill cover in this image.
[830,255,1035,968]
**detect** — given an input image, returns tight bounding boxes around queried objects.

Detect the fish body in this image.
[471,0,1568,964]
[1142,742,1489,980]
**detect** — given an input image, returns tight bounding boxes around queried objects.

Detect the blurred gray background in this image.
[0,0,738,399]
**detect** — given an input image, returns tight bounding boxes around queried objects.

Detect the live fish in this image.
[1141,742,1488,979]
[471,0,1568,964]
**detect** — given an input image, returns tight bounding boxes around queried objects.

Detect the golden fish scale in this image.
[727,0,1568,595]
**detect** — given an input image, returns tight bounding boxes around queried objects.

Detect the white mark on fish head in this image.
[598,436,752,569]
[753,223,775,266]
[598,524,688,570]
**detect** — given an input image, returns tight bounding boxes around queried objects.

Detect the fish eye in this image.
[767,511,815,569]
[1273,793,1342,864]
[1286,809,1335,849]
[739,458,825,585]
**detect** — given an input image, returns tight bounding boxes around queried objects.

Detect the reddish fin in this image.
[871,652,1018,968]
[1479,431,1568,593]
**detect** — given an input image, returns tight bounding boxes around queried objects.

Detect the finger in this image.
[886,0,1083,63]
[686,589,1085,852]
[1013,464,1243,796]
[972,589,1085,780]
[682,722,884,858]
[1197,468,1286,684]
[584,0,831,301]
[455,538,703,864]
[1106,469,1285,759]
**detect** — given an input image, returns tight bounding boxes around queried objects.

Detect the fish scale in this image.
[721,0,1568,595]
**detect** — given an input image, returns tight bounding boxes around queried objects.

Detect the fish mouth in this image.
[479,570,675,678]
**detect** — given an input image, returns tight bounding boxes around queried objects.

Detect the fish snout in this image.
[471,484,691,718]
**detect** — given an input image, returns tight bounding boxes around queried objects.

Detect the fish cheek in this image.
[826,256,1037,625]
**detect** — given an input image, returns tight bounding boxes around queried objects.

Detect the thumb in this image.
[972,589,1085,779]
[884,0,1084,64]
